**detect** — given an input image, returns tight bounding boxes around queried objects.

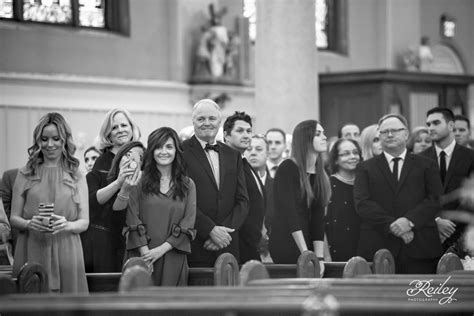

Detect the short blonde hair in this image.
[359,124,379,160]
[97,108,141,151]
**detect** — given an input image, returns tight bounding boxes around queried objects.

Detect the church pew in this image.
[0,289,338,316]
[2,285,474,315]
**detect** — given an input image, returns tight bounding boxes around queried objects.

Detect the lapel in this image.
[243,158,265,199]
[375,154,397,193]
[396,153,414,195]
[444,144,461,189]
[217,142,227,190]
[189,136,218,190]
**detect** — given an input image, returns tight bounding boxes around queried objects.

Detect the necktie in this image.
[439,151,446,183]
[205,143,219,152]
[392,157,401,182]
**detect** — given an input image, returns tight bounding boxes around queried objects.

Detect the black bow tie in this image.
[205,143,219,152]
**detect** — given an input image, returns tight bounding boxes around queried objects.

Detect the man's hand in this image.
[203,239,221,251]
[400,231,414,244]
[390,217,413,237]
[209,226,234,248]
[436,218,456,241]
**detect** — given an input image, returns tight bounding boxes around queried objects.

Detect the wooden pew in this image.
[0,289,339,316]
[437,252,464,274]
[2,284,474,315]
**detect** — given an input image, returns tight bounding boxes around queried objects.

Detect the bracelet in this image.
[117,193,129,201]
[317,257,324,261]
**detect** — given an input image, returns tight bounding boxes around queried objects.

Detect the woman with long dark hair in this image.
[10,112,88,292]
[269,120,331,274]
[125,127,196,286]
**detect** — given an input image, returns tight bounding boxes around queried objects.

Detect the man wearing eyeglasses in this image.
[420,107,474,251]
[354,114,443,273]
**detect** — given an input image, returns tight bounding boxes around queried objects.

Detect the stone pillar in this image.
[255,0,319,134]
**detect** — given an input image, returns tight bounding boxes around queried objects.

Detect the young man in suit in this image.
[182,99,249,267]
[223,111,266,263]
[453,115,472,148]
[354,114,443,274]
[265,128,287,178]
[421,107,474,250]
[245,134,274,262]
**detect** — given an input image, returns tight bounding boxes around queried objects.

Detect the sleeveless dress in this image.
[12,165,88,293]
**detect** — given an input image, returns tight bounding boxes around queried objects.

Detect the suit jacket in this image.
[354,153,443,261]
[182,136,249,266]
[239,158,266,263]
[263,171,274,236]
[419,144,474,247]
[419,144,474,209]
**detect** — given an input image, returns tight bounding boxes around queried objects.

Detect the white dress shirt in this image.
[383,149,407,181]
[434,139,456,170]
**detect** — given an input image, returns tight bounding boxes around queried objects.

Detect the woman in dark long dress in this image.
[125,127,196,286]
[325,138,362,261]
[269,120,331,275]
[11,112,88,293]
[81,108,141,273]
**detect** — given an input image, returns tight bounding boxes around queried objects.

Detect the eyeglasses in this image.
[379,128,406,136]
[338,149,360,157]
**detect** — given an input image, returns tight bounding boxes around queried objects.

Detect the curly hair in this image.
[107,141,145,183]
[141,127,190,200]
[291,120,331,208]
[26,112,79,178]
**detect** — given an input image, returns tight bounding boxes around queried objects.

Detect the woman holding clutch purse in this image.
[10,112,89,293]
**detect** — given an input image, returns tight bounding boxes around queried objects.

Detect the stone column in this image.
[255,0,319,134]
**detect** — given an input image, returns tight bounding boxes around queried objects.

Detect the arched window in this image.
[242,0,347,53]
[0,0,129,35]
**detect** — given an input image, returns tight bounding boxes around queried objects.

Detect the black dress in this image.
[81,150,126,273]
[269,159,325,264]
[325,175,360,261]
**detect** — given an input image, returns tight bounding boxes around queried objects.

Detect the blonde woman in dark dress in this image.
[125,127,196,286]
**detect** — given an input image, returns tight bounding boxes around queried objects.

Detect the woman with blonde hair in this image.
[82,108,141,273]
[11,112,88,292]
[359,124,382,160]
[407,126,432,154]
[269,120,331,275]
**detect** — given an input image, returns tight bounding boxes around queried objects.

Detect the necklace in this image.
[335,172,355,184]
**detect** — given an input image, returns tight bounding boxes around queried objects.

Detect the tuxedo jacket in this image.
[239,158,266,263]
[182,136,249,266]
[354,153,443,260]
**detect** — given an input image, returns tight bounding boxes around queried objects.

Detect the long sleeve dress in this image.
[269,159,325,264]
[12,165,88,293]
[81,150,125,272]
[125,178,196,286]
[325,175,361,261]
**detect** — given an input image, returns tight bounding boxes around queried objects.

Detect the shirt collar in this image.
[383,148,407,164]
[196,136,217,150]
[435,139,456,157]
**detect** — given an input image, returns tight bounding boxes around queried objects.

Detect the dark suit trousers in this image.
[396,246,439,274]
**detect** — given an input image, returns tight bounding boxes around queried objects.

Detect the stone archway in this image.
[429,44,465,74]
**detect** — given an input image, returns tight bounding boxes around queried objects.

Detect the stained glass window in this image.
[315,0,328,49]
[79,0,104,28]
[0,0,112,30]
[243,0,256,43]
[23,0,72,24]
[0,0,14,18]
